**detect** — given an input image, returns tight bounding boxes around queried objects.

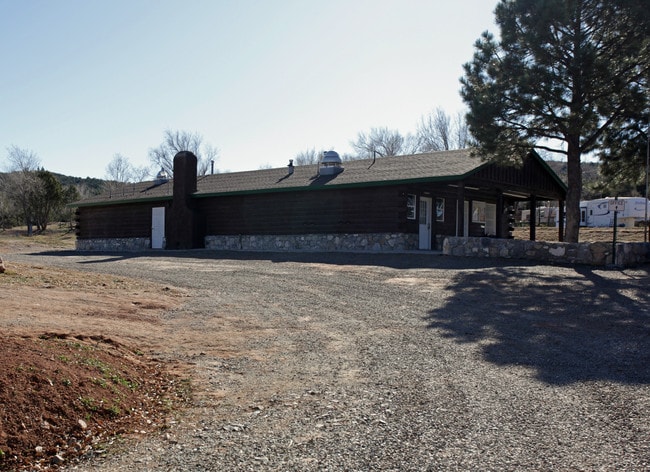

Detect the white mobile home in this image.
[580,197,650,227]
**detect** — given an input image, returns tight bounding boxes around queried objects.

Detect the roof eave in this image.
[72,195,173,208]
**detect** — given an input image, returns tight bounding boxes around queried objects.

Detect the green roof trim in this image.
[74,195,173,208]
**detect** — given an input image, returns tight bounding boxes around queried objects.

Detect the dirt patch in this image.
[514,225,648,242]
[0,334,189,470]
[0,255,190,470]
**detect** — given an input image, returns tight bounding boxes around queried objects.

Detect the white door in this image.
[151,207,165,249]
[419,197,432,250]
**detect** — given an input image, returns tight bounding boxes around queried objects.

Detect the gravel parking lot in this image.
[9,250,650,471]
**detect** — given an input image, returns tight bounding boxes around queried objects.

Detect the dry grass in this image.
[0,225,76,252]
[514,225,649,243]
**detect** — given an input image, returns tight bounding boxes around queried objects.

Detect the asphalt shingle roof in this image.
[76,149,485,206]
[198,149,482,194]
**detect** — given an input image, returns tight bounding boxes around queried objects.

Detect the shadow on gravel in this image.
[23,248,650,385]
[424,265,650,385]
[26,249,526,270]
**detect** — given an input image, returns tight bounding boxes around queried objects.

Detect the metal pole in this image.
[612,196,618,265]
[643,115,650,243]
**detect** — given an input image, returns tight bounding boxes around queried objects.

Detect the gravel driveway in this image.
[11,250,650,471]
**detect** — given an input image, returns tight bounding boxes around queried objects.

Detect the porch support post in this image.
[496,190,504,238]
[457,183,465,237]
[432,196,438,250]
[558,200,565,242]
[529,194,537,241]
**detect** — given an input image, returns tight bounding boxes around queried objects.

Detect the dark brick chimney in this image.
[166,151,201,249]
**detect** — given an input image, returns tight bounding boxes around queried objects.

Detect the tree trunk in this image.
[565,138,582,243]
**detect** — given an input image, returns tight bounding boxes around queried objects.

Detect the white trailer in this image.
[579,197,650,227]
[520,206,559,226]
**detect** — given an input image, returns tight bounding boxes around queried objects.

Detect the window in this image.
[472,201,486,223]
[436,198,445,222]
[406,194,416,220]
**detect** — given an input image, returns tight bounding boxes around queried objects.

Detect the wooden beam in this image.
[496,190,504,238]
[457,183,465,237]
[558,200,565,242]
[529,195,537,241]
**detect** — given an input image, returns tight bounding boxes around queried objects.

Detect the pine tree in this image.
[461,0,650,242]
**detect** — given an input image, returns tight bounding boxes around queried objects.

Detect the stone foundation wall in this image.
[74,234,648,267]
[205,233,419,252]
[76,238,151,252]
[442,236,650,267]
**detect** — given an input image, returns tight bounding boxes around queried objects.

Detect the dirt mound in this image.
[0,333,190,470]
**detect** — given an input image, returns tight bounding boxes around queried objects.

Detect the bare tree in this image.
[5,145,40,172]
[149,130,219,176]
[199,144,219,175]
[453,111,472,149]
[104,153,152,195]
[293,148,322,166]
[351,127,405,158]
[131,164,152,182]
[105,153,134,184]
[415,107,471,152]
[401,133,421,155]
[2,146,42,234]
[419,108,451,151]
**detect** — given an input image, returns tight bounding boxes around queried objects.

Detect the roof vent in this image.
[320,150,343,176]
[154,168,170,185]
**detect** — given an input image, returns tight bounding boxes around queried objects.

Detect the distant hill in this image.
[0,171,106,197]
[50,173,106,196]
[544,159,603,200]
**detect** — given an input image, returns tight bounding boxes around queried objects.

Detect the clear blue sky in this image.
[1,0,499,179]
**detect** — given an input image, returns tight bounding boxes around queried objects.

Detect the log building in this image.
[74,149,567,252]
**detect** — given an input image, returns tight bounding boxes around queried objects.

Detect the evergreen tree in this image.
[598,116,649,197]
[31,170,65,231]
[460,0,650,242]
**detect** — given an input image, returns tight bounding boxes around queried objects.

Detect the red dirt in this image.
[0,257,191,470]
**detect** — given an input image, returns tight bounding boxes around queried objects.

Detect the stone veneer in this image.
[75,234,649,268]
[442,236,650,267]
[76,237,151,252]
[205,233,419,252]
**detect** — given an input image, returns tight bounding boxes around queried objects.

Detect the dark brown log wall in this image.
[77,181,525,243]
[198,186,409,235]
[76,202,168,239]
